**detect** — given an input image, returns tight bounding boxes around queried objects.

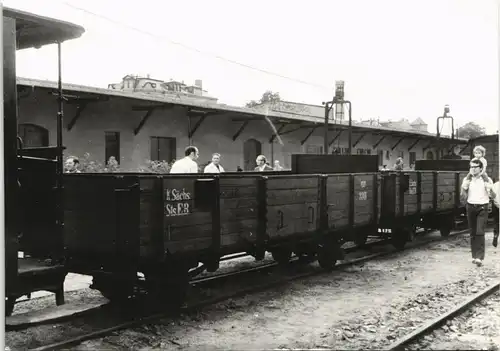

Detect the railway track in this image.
[11,227,470,351]
[385,280,500,351]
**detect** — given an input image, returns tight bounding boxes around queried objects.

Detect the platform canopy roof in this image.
[4,6,85,50]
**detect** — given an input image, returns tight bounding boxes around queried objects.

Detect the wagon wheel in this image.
[145,267,190,310]
[295,252,316,264]
[317,238,340,271]
[91,275,134,302]
[439,224,451,237]
[407,226,417,242]
[391,229,407,250]
[271,248,292,265]
[5,297,15,317]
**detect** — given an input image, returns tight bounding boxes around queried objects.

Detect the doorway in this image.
[243,138,262,170]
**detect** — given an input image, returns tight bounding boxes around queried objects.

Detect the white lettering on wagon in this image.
[165,188,191,201]
[358,191,367,201]
[409,180,417,195]
[165,203,190,216]
[164,188,192,217]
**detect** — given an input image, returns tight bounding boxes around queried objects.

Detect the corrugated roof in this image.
[16,76,467,142]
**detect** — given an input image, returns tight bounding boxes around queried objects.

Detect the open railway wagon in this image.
[390,159,470,237]
[64,155,381,303]
[3,8,85,316]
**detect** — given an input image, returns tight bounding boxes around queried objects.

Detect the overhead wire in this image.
[62,2,333,92]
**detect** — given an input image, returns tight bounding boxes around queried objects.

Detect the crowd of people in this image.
[169,146,286,174]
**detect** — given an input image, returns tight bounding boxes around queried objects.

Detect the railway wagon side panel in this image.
[160,178,214,255]
[402,172,418,216]
[65,175,140,263]
[326,175,349,229]
[219,177,259,249]
[353,174,376,226]
[437,172,456,211]
[266,176,320,239]
[65,176,119,255]
[420,171,435,212]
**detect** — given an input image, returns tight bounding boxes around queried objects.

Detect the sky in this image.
[10,0,500,135]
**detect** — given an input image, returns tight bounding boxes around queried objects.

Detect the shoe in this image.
[472,258,478,264]
[475,259,483,267]
[493,236,498,248]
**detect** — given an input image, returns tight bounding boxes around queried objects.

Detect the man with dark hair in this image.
[170,146,199,173]
[461,157,496,266]
[65,156,81,173]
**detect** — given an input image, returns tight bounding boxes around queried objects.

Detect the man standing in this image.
[170,146,199,174]
[204,153,225,173]
[492,180,499,247]
[461,158,496,266]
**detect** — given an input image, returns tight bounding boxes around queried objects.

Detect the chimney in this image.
[147,74,150,78]
[194,79,203,89]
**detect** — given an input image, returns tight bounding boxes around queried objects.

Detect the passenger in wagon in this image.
[255,155,273,172]
[204,153,225,173]
[64,156,81,173]
[393,157,404,171]
[170,146,199,173]
[461,158,496,266]
[492,180,499,247]
[273,160,284,171]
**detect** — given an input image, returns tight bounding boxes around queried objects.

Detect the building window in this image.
[151,136,176,162]
[409,152,416,166]
[306,145,323,154]
[105,131,120,164]
[398,151,404,159]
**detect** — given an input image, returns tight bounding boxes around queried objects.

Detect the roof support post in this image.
[352,132,367,148]
[407,138,421,151]
[188,114,208,139]
[301,126,317,145]
[269,124,286,143]
[328,131,343,147]
[67,101,88,131]
[232,120,249,141]
[134,107,156,135]
[391,137,405,150]
[372,135,386,149]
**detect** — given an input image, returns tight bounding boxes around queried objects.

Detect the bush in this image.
[138,159,172,174]
[67,153,174,174]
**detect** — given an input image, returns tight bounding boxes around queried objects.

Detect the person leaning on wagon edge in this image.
[461,158,496,267]
[204,153,225,173]
[254,155,273,172]
[170,146,199,173]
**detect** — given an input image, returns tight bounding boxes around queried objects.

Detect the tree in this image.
[456,122,486,139]
[245,90,281,108]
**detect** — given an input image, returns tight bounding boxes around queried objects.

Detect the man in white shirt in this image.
[204,153,225,173]
[461,158,496,266]
[492,180,499,247]
[169,146,199,174]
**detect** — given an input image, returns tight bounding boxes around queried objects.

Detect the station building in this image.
[17,77,467,171]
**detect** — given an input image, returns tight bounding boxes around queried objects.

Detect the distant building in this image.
[379,118,429,133]
[107,75,218,103]
[254,100,430,134]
